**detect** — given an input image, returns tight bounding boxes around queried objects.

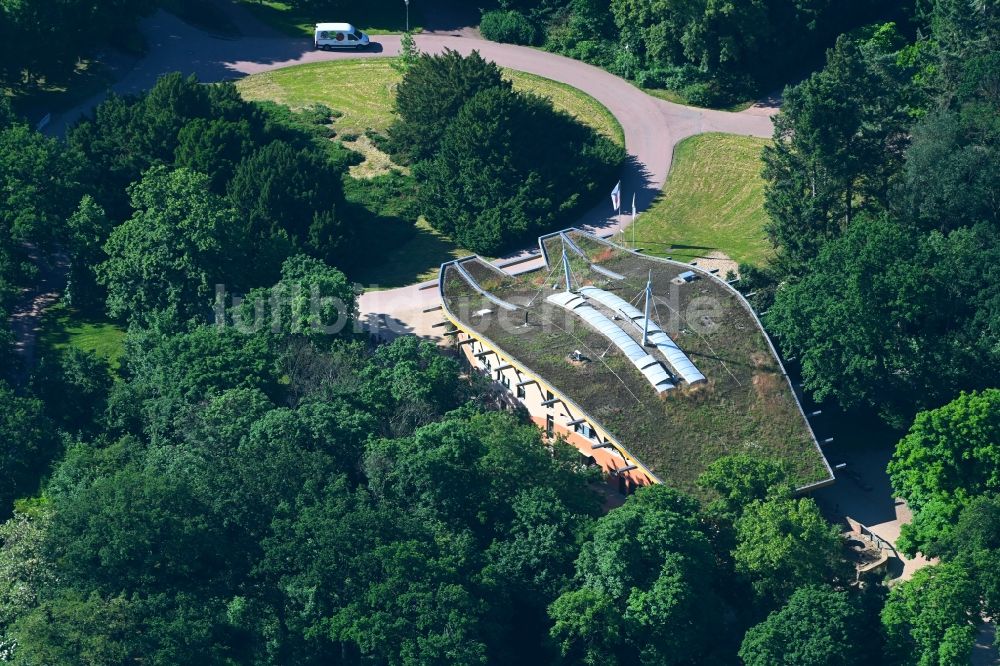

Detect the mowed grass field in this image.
[628,133,774,267]
[237,59,625,286]
[236,60,399,136]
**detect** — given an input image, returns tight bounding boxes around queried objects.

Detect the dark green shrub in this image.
[388,49,509,163]
[416,86,623,255]
[568,39,614,67]
[635,68,670,89]
[480,10,540,46]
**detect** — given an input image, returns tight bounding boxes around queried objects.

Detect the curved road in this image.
[51,4,777,339]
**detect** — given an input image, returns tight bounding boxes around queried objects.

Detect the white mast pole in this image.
[631,192,637,249]
[642,270,652,346]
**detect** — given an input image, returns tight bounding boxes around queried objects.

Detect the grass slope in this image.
[628,132,774,268]
[504,70,625,146]
[236,60,400,136]
[237,59,625,287]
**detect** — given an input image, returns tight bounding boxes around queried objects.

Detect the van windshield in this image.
[353,30,364,39]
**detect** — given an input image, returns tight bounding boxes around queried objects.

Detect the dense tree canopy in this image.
[420,84,622,253]
[0,0,154,87]
[733,495,847,604]
[762,27,910,270]
[0,383,58,518]
[881,562,980,666]
[0,110,81,304]
[762,2,1000,430]
[549,485,722,665]
[67,73,362,293]
[739,585,868,666]
[393,49,622,254]
[766,216,1000,425]
[0,322,610,664]
[226,140,349,269]
[232,253,356,345]
[389,49,510,163]
[484,0,906,104]
[888,389,1000,556]
[97,166,249,325]
[5,0,1000,662]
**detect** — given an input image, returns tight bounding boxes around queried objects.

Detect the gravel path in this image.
[7,247,67,386]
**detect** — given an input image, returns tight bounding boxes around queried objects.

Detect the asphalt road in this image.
[46,3,776,339]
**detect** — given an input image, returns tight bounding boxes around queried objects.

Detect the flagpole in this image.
[631,192,636,250]
[611,181,621,243]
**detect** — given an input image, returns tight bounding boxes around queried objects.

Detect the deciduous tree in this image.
[889,389,1000,556]
[739,585,867,666]
[97,167,248,324]
[881,562,980,666]
[733,495,846,605]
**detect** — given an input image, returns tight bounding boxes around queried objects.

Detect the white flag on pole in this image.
[631,192,636,221]
[610,181,621,212]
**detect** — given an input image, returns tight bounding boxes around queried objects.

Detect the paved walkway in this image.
[812,442,934,581]
[7,246,67,387]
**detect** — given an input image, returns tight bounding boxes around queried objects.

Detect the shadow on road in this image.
[807,404,903,528]
[583,154,657,236]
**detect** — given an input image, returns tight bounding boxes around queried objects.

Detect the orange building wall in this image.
[452,329,654,494]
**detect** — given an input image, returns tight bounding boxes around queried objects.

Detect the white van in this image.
[314,23,370,50]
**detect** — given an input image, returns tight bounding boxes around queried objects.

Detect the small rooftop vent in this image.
[672,270,697,286]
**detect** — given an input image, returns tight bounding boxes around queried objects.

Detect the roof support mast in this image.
[642,270,652,346]
[562,249,573,292]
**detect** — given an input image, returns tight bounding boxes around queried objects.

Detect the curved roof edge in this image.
[543,228,835,494]
[437,258,664,485]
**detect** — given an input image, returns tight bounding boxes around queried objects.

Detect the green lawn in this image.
[505,70,625,146]
[236,59,400,135]
[237,0,424,37]
[236,60,625,145]
[352,217,478,288]
[627,132,774,267]
[38,301,125,371]
[237,59,625,288]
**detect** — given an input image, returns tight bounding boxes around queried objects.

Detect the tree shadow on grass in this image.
[36,301,126,369]
[351,220,464,290]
